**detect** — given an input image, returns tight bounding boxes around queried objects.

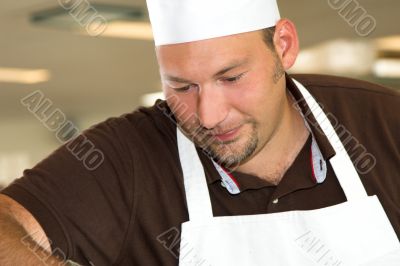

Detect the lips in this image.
[212,125,242,142]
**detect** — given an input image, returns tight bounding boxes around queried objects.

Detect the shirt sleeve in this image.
[1,116,137,265]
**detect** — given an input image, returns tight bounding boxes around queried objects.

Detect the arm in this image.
[0,194,64,265]
[1,116,137,265]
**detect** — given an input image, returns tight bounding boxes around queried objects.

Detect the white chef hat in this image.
[146,0,281,46]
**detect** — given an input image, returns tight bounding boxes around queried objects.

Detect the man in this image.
[0,0,399,265]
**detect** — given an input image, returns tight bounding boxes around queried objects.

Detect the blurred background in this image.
[0,0,399,188]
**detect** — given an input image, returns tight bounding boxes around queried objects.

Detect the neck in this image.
[235,91,310,185]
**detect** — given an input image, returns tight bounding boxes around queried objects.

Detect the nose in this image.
[197,84,228,129]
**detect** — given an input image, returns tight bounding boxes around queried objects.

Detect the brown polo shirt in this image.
[1,74,399,266]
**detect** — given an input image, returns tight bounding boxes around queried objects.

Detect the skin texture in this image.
[156,19,309,184]
[0,194,65,265]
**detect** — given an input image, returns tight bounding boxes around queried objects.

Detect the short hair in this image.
[261,26,276,51]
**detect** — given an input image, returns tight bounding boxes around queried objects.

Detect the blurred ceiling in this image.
[0,0,399,121]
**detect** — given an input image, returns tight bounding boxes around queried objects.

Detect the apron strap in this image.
[177,127,214,221]
[292,79,368,201]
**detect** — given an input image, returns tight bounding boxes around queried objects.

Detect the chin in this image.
[204,133,258,169]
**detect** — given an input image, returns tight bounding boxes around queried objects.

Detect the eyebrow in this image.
[163,58,249,84]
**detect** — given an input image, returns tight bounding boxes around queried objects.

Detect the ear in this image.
[273,19,299,70]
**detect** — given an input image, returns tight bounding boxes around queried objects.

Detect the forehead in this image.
[155,30,265,69]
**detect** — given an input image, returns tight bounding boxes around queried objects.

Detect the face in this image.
[156,30,286,168]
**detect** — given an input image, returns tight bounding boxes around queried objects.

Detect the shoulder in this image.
[289,72,400,118]
[290,74,400,119]
[291,74,399,97]
[84,100,176,145]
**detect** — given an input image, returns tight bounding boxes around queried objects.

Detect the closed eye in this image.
[172,84,197,93]
[222,72,246,83]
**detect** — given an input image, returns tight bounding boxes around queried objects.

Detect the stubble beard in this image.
[190,120,259,170]
[212,122,259,169]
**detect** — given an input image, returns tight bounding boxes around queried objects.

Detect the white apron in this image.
[176,79,400,266]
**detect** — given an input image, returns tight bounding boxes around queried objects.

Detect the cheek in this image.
[228,75,275,114]
[227,73,285,127]
[165,92,198,124]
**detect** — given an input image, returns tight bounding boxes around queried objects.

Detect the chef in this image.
[0,0,399,265]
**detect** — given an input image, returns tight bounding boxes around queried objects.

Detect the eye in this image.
[172,84,197,93]
[222,73,245,83]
